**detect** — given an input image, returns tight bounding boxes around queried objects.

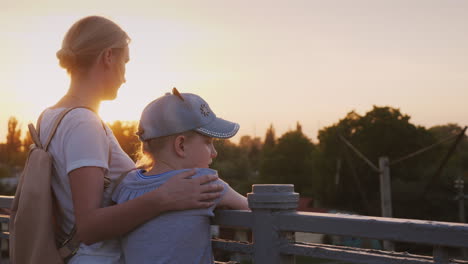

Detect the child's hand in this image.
[158,169,224,211]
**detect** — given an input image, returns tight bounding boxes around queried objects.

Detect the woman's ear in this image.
[101,48,113,68]
[174,135,186,158]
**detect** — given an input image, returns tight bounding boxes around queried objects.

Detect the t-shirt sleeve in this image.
[61,110,110,174]
[194,168,230,207]
[213,178,230,206]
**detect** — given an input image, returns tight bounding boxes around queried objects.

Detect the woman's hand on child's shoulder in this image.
[158,169,224,211]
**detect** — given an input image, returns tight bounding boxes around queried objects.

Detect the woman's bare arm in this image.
[70,167,223,245]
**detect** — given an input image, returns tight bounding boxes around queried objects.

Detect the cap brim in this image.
[195,118,239,139]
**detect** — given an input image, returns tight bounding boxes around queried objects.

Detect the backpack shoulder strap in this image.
[36,110,46,137]
[26,110,48,149]
[28,124,43,149]
[39,106,107,151]
[43,107,85,151]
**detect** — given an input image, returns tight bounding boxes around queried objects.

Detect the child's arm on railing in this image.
[216,186,249,210]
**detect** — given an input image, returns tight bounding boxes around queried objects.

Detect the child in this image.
[112,88,249,264]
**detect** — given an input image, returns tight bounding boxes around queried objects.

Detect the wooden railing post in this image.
[378,156,395,251]
[247,184,299,264]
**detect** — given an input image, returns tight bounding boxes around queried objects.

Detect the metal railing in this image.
[0,186,468,264]
[211,184,468,264]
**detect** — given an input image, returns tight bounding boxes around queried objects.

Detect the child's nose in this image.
[211,147,218,158]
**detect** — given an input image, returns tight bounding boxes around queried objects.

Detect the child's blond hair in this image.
[135,131,198,170]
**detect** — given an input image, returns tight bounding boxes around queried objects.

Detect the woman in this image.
[42,16,223,263]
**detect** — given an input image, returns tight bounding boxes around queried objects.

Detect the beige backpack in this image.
[9,107,102,264]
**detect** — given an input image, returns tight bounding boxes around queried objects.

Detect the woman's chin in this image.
[102,92,119,101]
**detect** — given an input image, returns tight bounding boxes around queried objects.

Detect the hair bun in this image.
[56,47,77,71]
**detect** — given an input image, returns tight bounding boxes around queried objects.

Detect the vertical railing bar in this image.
[433,246,450,264]
[0,235,3,264]
[279,230,296,263]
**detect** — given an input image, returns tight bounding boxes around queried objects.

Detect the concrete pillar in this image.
[247,184,299,264]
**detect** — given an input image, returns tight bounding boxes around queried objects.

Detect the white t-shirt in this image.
[39,107,135,262]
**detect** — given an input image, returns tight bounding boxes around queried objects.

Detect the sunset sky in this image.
[1,0,467,143]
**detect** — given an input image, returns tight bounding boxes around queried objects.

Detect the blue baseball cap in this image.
[137,88,240,141]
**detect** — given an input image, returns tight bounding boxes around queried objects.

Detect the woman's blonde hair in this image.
[56,16,130,74]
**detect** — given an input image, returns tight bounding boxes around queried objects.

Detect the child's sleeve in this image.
[197,169,249,210]
[191,168,249,210]
[111,178,126,204]
[194,168,229,207]
[213,178,230,206]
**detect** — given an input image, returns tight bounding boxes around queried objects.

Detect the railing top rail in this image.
[290,211,468,228]
[0,196,13,209]
[213,210,468,248]
[212,210,252,228]
[277,212,468,248]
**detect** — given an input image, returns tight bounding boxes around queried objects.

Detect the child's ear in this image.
[174,135,186,158]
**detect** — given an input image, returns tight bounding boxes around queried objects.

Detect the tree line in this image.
[0,106,467,223]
